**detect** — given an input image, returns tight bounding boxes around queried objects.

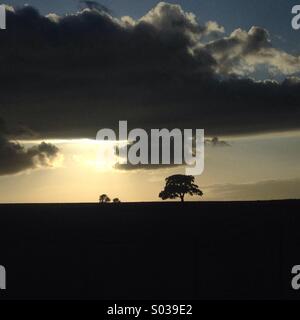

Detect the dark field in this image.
[0,201,300,300]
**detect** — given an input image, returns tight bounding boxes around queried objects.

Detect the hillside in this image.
[0,201,300,300]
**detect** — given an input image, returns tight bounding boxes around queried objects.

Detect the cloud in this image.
[114,139,184,171]
[114,162,181,172]
[203,21,225,39]
[78,1,111,14]
[205,26,300,76]
[114,135,229,171]
[205,137,230,147]
[1,3,300,139]
[205,178,300,201]
[0,119,61,176]
[139,2,203,40]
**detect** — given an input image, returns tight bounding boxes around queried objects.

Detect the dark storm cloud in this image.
[0,2,300,139]
[0,118,61,176]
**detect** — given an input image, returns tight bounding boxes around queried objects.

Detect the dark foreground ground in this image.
[0,200,300,300]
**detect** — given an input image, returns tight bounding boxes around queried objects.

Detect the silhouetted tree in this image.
[159,174,203,202]
[113,198,121,203]
[99,194,111,203]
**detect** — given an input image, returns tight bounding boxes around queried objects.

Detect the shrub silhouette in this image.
[113,198,121,203]
[159,174,203,202]
[99,194,111,203]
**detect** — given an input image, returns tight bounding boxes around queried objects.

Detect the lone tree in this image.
[113,198,121,203]
[99,194,111,203]
[159,174,203,202]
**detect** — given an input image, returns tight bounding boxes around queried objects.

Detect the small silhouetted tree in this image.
[159,174,203,202]
[113,198,121,203]
[99,194,111,203]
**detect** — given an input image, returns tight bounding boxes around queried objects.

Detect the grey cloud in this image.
[205,26,300,75]
[114,138,184,171]
[205,137,230,147]
[0,3,300,139]
[114,162,181,172]
[115,135,230,171]
[0,119,61,176]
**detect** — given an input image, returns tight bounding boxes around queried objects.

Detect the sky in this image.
[0,1,300,202]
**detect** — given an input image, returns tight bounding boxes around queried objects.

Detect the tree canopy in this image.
[99,194,111,203]
[159,175,203,202]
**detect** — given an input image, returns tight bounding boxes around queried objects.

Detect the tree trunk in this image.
[180,195,184,202]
